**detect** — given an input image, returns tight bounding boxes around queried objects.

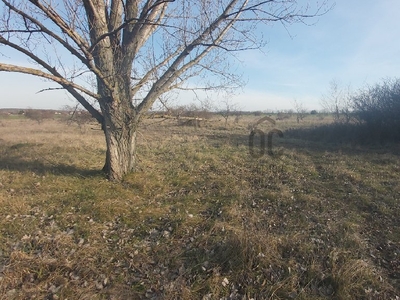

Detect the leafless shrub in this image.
[177,118,202,128]
[217,99,241,127]
[182,103,214,120]
[276,111,292,121]
[351,78,400,139]
[293,99,308,123]
[168,103,213,127]
[64,106,96,132]
[24,109,54,124]
[168,106,186,119]
[234,113,242,124]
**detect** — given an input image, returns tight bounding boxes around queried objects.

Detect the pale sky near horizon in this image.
[0,0,399,111]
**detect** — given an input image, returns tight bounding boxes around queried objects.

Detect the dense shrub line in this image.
[319,78,400,143]
[352,78,400,140]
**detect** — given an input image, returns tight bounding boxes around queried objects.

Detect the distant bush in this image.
[351,78,400,140]
[310,110,318,115]
[276,112,291,120]
[170,104,213,120]
[25,109,54,124]
[65,110,96,132]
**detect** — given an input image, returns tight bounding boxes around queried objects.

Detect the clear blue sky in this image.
[0,0,399,111]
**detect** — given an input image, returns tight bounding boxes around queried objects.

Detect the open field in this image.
[0,114,399,299]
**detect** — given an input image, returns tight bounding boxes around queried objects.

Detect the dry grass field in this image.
[0,113,399,299]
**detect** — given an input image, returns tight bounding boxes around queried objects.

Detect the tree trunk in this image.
[97,99,139,181]
[101,111,138,181]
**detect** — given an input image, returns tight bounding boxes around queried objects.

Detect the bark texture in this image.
[103,124,137,181]
[100,97,138,181]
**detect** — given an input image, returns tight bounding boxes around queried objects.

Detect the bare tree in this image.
[320,79,352,123]
[0,0,331,181]
[292,99,307,123]
[219,98,240,128]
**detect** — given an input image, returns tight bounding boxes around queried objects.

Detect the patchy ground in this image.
[0,114,399,299]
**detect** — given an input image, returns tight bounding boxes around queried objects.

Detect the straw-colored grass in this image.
[0,114,398,299]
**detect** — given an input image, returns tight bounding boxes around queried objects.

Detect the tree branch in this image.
[3,0,113,93]
[0,63,100,100]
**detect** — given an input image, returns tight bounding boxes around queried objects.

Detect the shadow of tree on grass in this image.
[0,142,103,178]
[202,122,400,161]
[285,122,400,148]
